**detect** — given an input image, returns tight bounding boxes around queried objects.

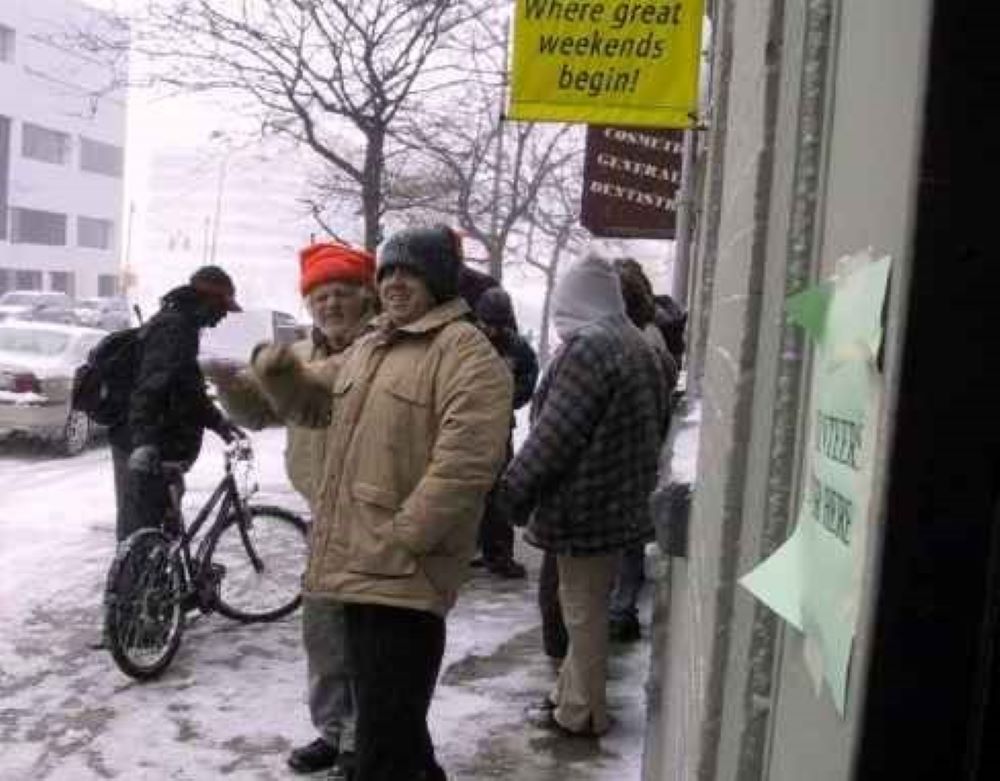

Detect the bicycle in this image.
[104,438,309,680]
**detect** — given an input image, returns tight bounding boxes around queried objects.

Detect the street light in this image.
[207,130,236,266]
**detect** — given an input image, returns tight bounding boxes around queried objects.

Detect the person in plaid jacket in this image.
[502,253,666,737]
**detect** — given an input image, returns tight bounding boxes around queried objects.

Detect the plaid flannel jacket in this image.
[504,314,665,555]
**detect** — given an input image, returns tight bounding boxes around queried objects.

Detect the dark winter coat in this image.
[475,287,535,409]
[120,287,226,463]
[653,294,687,368]
[252,298,513,616]
[458,264,502,317]
[494,330,538,411]
[503,314,666,555]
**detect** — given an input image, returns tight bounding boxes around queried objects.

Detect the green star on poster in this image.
[740,250,891,716]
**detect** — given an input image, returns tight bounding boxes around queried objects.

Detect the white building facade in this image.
[0,0,126,299]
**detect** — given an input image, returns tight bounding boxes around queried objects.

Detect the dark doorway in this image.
[854,1,1000,778]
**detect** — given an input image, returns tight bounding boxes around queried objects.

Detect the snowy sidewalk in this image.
[0,430,648,780]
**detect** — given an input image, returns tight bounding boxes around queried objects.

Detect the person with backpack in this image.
[108,266,244,543]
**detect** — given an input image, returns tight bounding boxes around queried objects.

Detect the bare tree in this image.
[78,0,485,250]
[388,13,577,279]
[516,150,590,364]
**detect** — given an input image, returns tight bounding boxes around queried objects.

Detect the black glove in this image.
[217,419,245,444]
[494,481,529,528]
[128,445,160,474]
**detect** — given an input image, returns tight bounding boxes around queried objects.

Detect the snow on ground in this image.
[1,429,649,780]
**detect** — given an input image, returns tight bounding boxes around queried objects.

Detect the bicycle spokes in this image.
[237,515,266,573]
[106,531,185,679]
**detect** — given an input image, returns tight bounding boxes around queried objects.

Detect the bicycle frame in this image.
[166,443,264,602]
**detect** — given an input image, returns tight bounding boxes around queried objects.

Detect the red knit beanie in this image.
[299,242,376,297]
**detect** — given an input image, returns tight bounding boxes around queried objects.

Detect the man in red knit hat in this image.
[209,240,376,779]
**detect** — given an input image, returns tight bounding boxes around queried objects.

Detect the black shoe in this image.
[470,556,487,569]
[288,738,338,774]
[327,751,355,781]
[181,591,200,614]
[486,558,527,579]
[609,615,641,643]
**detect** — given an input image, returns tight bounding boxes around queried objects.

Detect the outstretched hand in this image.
[251,343,297,378]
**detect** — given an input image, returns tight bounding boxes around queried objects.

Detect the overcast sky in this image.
[80,0,677,324]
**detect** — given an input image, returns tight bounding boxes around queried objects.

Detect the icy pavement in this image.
[1,430,648,780]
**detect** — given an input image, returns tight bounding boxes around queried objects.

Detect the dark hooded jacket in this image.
[114,286,226,464]
[475,288,538,410]
[653,294,687,368]
[458,263,501,315]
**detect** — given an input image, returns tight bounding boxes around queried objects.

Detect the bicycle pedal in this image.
[197,564,227,607]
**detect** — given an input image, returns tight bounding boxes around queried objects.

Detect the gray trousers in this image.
[609,544,646,623]
[302,597,355,750]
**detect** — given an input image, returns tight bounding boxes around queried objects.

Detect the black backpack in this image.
[71,327,145,427]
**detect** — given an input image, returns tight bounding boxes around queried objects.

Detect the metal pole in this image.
[489,17,511,281]
[202,216,211,265]
[121,200,135,294]
[209,155,229,265]
[671,128,698,305]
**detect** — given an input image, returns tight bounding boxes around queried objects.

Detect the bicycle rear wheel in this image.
[105,529,185,680]
[205,504,308,623]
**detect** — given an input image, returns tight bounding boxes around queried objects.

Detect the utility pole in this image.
[209,154,229,265]
[121,200,136,295]
[202,216,211,265]
[488,17,511,281]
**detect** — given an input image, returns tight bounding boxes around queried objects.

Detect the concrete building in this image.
[644,0,997,779]
[0,0,127,299]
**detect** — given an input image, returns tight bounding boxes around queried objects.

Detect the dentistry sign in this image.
[581,125,682,238]
[508,0,704,127]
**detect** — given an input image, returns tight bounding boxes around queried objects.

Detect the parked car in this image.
[73,297,132,331]
[30,303,80,326]
[0,291,74,323]
[0,321,106,455]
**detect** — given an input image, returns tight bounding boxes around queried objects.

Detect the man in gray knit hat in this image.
[251,225,513,780]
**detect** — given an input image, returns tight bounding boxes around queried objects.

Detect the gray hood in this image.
[552,253,626,340]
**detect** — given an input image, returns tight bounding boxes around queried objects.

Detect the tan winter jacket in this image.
[215,338,333,505]
[253,299,513,617]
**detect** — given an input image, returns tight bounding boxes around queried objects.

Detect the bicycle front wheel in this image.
[205,504,308,623]
[105,529,185,680]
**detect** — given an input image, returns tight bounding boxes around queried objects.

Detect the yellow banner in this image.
[508,0,704,128]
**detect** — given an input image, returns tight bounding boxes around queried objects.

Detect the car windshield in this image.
[0,328,71,356]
